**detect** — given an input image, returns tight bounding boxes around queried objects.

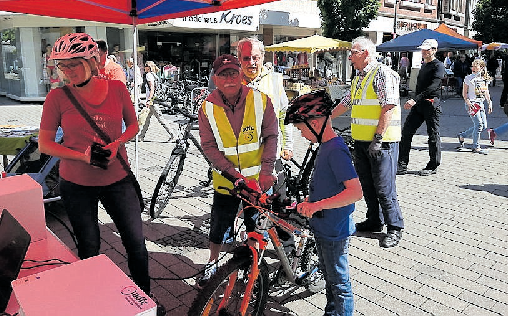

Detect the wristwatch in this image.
[374,133,383,142]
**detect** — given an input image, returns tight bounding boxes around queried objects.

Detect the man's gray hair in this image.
[352,36,376,62]
[237,37,265,57]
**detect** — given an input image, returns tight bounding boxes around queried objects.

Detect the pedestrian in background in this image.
[486,54,499,87]
[499,52,508,108]
[457,59,492,154]
[96,40,126,85]
[332,36,404,248]
[397,39,446,176]
[398,53,410,79]
[451,55,471,95]
[138,61,174,142]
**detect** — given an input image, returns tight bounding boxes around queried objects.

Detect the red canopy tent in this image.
[434,23,482,48]
[0,0,280,172]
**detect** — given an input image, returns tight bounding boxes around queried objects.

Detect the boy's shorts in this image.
[209,191,256,244]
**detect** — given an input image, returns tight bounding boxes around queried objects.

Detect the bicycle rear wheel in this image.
[300,238,326,293]
[149,153,185,218]
[189,248,269,316]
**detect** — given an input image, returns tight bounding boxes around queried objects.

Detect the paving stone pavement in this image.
[1,85,508,316]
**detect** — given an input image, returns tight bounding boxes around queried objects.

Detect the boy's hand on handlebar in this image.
[297,201,320,218]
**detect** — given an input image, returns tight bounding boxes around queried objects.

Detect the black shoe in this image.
[419,167,437,176]
[356,221,383,233]
[396,163,407,175]
[149,293,166,316]
[380,230,402,248]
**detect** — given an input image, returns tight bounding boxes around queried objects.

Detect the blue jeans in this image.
[354,141,404,230]
[459,104,487,149]
[315,237,353,316]
[60,176,150,293]
[493,122,508,138]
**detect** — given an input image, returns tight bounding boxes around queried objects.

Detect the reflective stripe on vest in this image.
[350,65,401,142]
[203,89,266,194]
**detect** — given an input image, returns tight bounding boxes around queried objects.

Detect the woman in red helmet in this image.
[37,33,162,313]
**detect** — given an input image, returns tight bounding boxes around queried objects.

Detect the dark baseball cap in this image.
[213,54,240,75]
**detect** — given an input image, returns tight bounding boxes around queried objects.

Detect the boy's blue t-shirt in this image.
[308,136,357,240]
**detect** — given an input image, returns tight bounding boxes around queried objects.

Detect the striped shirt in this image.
[340,62,400,108]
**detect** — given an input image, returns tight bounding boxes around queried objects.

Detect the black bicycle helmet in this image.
[284,89,335,125]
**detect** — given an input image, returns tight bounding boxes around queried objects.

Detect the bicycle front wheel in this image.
[301,238,326,293]
[150,153,185,218]
[189,249,269,316]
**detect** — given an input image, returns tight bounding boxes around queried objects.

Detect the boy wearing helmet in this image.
[285,89,362,316]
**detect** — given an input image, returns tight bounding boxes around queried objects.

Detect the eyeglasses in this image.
[217,70,240,79]
[350,49,365,55]
[56,61,83,71]
[241,55,262,62]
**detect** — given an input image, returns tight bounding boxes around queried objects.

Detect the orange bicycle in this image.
[188,181,324,316]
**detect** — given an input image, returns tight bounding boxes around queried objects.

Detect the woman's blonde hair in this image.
[145,61,159,74]
[472,59,491,81]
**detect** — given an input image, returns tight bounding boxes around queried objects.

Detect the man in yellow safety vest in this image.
[332,36,404,248]
[197,54,278,287]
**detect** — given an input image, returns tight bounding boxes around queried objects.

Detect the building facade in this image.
[0,0,320,101]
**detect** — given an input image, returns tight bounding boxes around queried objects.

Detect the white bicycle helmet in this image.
[50,33,99,61]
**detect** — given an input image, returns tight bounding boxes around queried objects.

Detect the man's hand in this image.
[258,174,276,192]
[404,99,416,110]
[368,140,382,158]
[280,149,293,161]
[244,178,262,193]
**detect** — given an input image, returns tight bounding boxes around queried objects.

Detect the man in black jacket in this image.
[452,55,471,95]
[500,53,508,107]
[397,39,446,176]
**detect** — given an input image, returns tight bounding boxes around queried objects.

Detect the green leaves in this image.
[317,0,379,42]
[472,0,508,43]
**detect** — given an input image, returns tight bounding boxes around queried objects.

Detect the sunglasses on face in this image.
[217,70,240,79]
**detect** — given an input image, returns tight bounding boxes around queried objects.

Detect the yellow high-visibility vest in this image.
[203,89,266,195]
[350,65,401,142]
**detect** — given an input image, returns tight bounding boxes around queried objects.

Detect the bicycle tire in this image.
[189,248,269,316]
[149,153,185,218]
[300,238,326,293]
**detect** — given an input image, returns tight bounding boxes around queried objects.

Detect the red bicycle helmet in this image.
[50,33,99,61]
[284,89,335,125]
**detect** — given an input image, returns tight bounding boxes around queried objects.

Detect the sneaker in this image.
[380,230,402,248]
[472,148,488,155]
[197,262,217,288]
[487,128,496,146]
[149,293,167,316]
[396,162,407,175]
[457,134,465,148]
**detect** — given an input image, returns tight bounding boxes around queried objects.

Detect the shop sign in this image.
[396,21,427,33]
[151,8,259,31]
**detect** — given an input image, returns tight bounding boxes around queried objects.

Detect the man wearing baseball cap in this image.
[397,39,446,176]
[196,54,278,287]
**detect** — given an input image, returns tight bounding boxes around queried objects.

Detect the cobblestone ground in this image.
[1,85,508,315]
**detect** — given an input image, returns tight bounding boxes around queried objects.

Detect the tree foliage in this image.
[317,0,379,42]
[472,0,508,43]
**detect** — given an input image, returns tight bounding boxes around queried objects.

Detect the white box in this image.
[0,174,46,242]
[12,254,156,316]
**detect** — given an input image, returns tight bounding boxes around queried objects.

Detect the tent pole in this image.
[132,16,139,176]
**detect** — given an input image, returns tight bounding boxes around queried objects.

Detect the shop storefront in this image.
[0,0,321,101]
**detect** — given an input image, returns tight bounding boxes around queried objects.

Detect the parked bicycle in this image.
[188,181,325,316]
[149,106,213,219]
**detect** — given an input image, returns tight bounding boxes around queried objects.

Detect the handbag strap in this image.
[61,85,133,175]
